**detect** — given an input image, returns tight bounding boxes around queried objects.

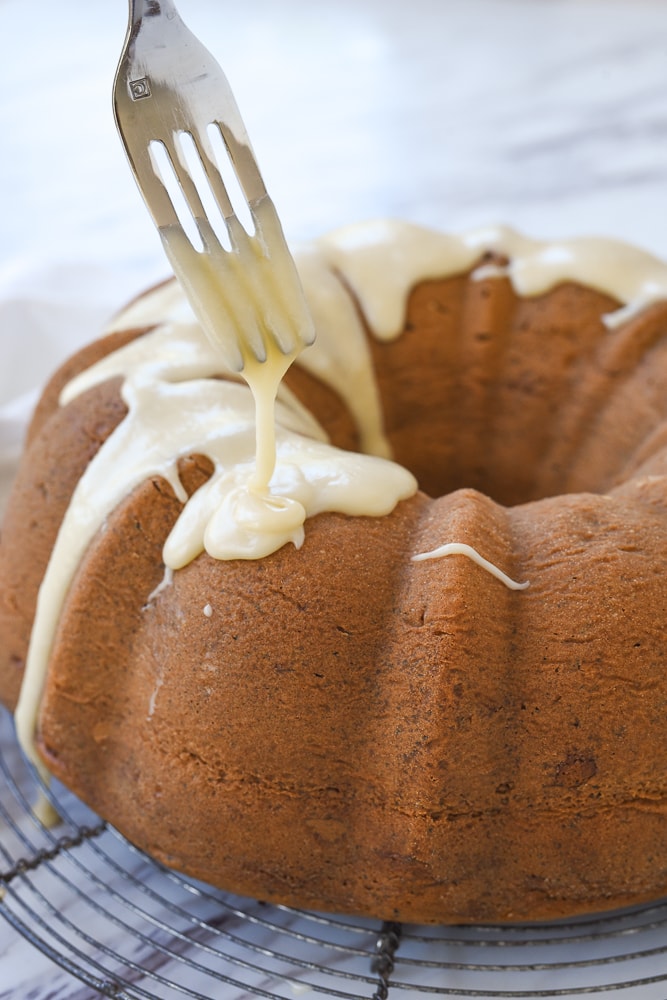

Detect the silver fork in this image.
[113,0,314,373]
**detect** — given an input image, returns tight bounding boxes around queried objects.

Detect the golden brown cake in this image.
[3,220,667,924]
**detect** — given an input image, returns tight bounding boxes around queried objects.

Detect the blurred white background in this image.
[3,0,667,287]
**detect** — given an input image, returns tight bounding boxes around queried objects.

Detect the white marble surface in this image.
[5,0,667,398]
[4,0,667,413]
[4,0,667,996]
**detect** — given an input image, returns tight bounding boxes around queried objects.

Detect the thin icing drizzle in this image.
[412,542,529,591]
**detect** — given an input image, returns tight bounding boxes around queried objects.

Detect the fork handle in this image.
[127,0,179,27]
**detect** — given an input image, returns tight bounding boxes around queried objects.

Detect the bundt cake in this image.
[3,219,667,925]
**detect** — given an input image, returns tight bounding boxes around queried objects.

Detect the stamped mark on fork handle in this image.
[130,77,152,100]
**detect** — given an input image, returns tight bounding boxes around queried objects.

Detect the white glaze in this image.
[160,197,316,508]
[16,219,667,766]
[145,565,174,607]
[160,197,315,372]
[319,220,667,336]
[412,542,529,591]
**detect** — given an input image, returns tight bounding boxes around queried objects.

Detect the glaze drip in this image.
[412,542,529,591]
[17,219,667,767]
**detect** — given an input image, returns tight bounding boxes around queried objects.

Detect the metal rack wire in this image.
[2,705,667,999]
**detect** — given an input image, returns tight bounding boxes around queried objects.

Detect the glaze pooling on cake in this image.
[318,220,667,333]
[4,220,667,924]
[15,332,417,769]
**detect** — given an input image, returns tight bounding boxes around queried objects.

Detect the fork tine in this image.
[157,133,222,249]
[185,121,267,249]
[135,123,310,362]
[170,135,218,221]
[124,136,182,231]
[163,224,268,368]
[243,198,317,353]
[210,121,268,209]
[223,211,304,358]
[151,131,246,259]
[175,129,238,224]
[223,213,291,358]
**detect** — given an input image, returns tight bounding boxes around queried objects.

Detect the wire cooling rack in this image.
[2,707,667,999]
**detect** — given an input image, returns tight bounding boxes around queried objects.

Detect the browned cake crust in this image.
[3,269,667,923]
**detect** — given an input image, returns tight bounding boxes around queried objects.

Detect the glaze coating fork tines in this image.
[113,0,314,372]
